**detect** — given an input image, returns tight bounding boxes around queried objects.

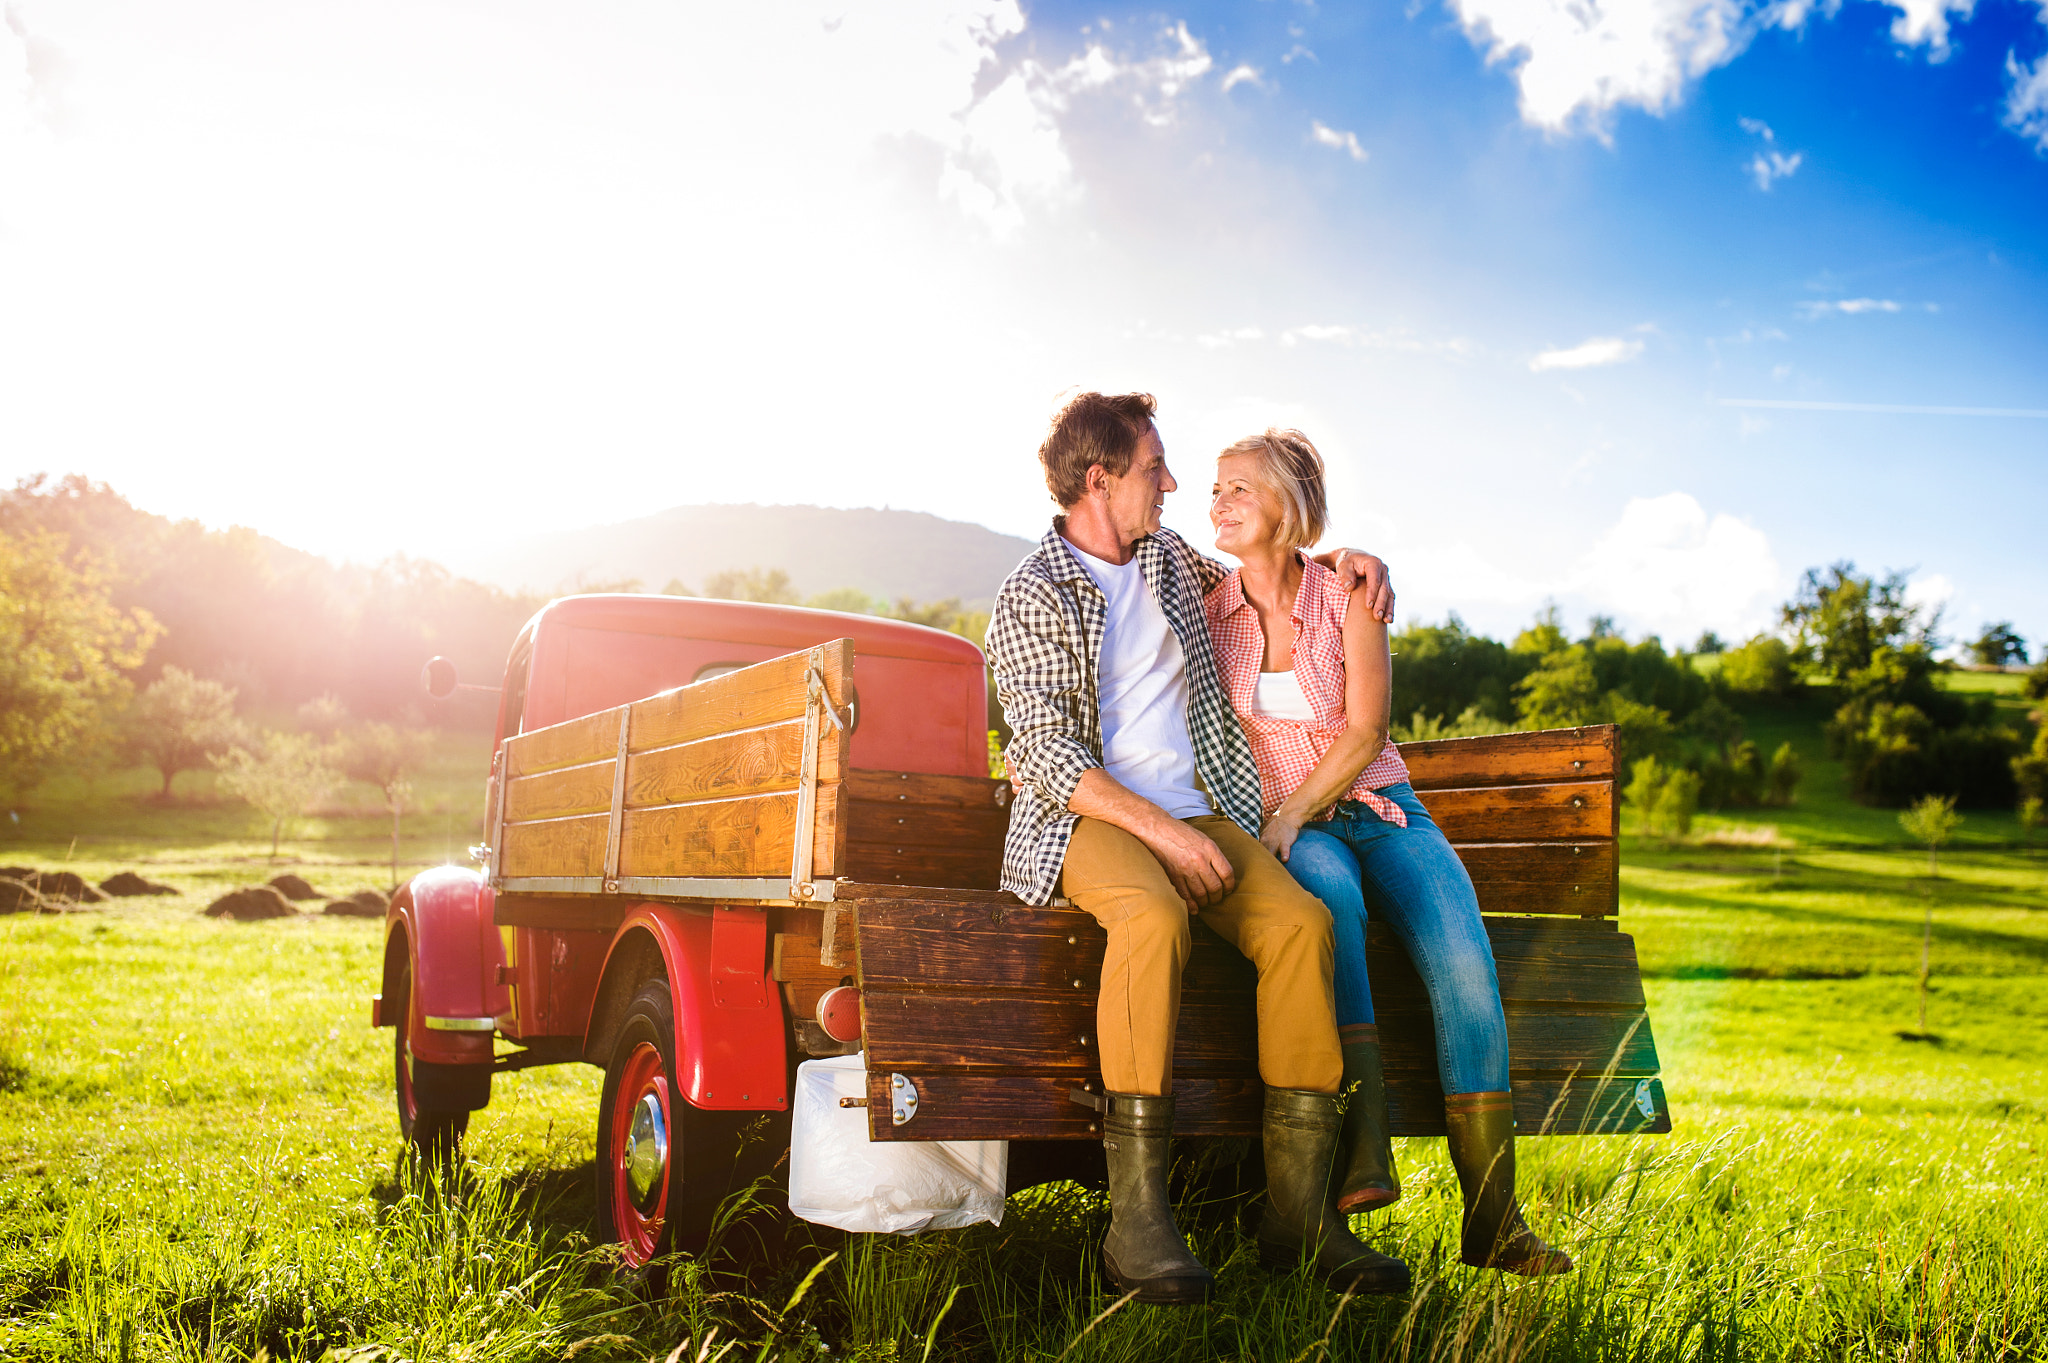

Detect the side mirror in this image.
[421,656,460,700]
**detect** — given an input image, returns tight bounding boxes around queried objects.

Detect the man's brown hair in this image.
[1038,391,1158,508]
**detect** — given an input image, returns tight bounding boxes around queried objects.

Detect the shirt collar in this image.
[1213,551,1317,619]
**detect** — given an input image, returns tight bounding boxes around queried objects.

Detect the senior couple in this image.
[987,391,1568,1304]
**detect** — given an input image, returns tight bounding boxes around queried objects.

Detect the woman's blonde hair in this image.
[1220,428,1328,550]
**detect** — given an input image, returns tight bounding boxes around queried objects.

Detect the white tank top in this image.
[1250,669,1316,722]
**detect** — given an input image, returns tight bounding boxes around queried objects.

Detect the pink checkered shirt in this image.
[1205,556,1412,826]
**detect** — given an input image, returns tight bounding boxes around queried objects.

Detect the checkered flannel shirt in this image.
[986,522,1265,905]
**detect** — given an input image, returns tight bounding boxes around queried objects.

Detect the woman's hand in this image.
[1261,812,1304,862]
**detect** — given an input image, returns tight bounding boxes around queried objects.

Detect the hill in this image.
[456,504,1037,610]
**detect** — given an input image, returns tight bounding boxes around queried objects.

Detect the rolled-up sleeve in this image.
[987,578,1099,812]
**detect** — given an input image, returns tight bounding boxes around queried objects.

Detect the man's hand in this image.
[1138,818,1238,913]
[1319,548,1395,624]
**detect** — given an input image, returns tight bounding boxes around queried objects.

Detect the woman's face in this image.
[1210,453,1284,557]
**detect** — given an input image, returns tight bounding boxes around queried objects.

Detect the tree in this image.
[124,667,241,798]
[702,567,797,604]
[1718,634,1796,699]
[1781,562,1930,685]
[1898,793,1962,1035]
[338,722,434,887]
[1968,622,2027,668]
[213,732,342,859]
[806,587,877,615]
[1764,742,1804,806]
[0,526,162,798]
[1692,631,1726,655]
[2024,659,2048,703]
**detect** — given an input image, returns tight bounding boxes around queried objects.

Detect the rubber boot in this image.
[1098,1093,1215,1305]
[1256,1087,1412,1295]
[1443,1092,1573,1275]
[1335,1024,1400,1214]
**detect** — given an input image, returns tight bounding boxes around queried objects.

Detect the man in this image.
[986,391,1411,1304]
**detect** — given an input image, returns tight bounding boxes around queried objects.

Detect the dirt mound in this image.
[100,871,178,897]
[204,886,300,921]
[322,889,389,918]
[267,874,322,901]
[0,876,92,914]
[0,869,107,904]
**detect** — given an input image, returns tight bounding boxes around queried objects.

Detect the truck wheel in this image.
[595,979,722,1268]
[393,956,468,1162]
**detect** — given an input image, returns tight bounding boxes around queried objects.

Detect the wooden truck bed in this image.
[489,640,1669,1144]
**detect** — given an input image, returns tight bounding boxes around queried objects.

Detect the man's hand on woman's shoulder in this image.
[1314,548,1395,624]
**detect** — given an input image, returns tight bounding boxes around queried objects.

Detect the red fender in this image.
[389,866,508,1066]
[597,904,788,1111]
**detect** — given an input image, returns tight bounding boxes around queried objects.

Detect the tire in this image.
[393,954,470,1162]
[594,979,734,1268]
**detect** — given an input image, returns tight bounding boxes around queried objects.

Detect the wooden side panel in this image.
[500,814,609,878]
[1455,841,1619,918]
[1401,727,1616,789]
[503,758,616,823]
[852,894,1665,1141]
[837,770,1010,891]
[625,722,843,809]
[617,792,839,879]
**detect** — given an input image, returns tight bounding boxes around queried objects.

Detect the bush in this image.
[1697,739,1764,809]
[1765,742,1804,806]
[1831,698,2020,807]
[1390,614,1524,728]
[1719,634,1797,699]
[2025,658,2048,703]
[2014,723,2048,808]
[1655,768,1701,838]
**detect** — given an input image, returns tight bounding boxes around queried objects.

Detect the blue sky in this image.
[1,0,2042,652]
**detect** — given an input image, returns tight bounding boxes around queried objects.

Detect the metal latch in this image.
[1634,1078,1658,1121]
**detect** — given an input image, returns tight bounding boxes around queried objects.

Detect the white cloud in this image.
[1446,0,1751,136]
[1279,323,1475,356]
[1566,493,1782,640]
[1748,148,1803,188]
[1798,297,1904,317]
[2007,48,2048,150]
[1221,63,1262,92]
[1530,335,1645,370]
[1309,120,1368,160]
[1196,326,1266,348]
[1878,0,1975,57]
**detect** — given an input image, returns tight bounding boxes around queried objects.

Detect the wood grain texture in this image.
[616,792,826,879]
[843,802,1008,848]
[1455,841,1619,917]
[504,758,616,823]
[500,813,610,878]
[1401,726,1616,789]
[844,770,1013,810]
[839,843,1004,891]
[1421,779,1613,842]
[504,708,624,779]
[624,721,841,809]
[860,1072,1667,1142]
[628,640,851,754]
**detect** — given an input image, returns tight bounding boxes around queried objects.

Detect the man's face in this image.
[1099,425,1176,546]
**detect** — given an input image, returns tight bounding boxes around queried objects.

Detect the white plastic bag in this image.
[786,1053,1007,1235]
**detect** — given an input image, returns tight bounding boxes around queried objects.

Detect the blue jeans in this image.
[1284,785,1510,1095]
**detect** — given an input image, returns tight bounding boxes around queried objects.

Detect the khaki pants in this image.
[1059,814,1342,1097]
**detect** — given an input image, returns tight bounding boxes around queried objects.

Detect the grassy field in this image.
[2,703,2044,1361]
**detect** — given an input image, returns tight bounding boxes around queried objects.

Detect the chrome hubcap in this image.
[624,1091,668,1211]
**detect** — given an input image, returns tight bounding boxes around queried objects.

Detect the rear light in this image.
[815,986,861,1044]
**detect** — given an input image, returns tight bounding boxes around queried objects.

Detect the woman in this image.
[1203,428,1570,1276]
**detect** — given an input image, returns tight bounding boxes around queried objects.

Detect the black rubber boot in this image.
[1256,1087,1412,1295]
[1444,1091,1573,1275]
[1335,1023,1400,1214]
[1098,1093,1215,1305]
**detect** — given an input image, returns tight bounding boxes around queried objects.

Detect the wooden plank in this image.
[628,639,851,754]
[1368,918,1647,1009]
[504,707,625,779]
[844,770,1013,810]
[859,987,1654,1080]
[618,792,825,880]
[860,1072,1666,1143]
[624,721,841,809]
[500,813,610,878]
[1421,780,1612,843]
[840,844,1003,891]
[1455,842,1619,917]
[1400,726,1616,789]
[504,758,616,823]
[844,801,1007,849]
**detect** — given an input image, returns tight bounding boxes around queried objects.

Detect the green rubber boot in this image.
[1335,1023,1401,1214]
[1444,1091,1573,1275]
[1099,1093,1215,1305]
[1256,1087,1411,1294]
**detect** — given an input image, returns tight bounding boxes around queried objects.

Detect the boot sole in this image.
[1336,1186,1401,1214]
[1103,1247,1214,1305]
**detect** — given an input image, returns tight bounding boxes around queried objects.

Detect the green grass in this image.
[2,733,2046,1360]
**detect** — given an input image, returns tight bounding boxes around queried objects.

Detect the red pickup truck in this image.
[376,593,1667,1269]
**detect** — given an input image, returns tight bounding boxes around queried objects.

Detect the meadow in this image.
[1,696,2044,1361]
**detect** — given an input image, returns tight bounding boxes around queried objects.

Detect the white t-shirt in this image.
[1250,669,1317,721]
[1068,540,1213,820]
